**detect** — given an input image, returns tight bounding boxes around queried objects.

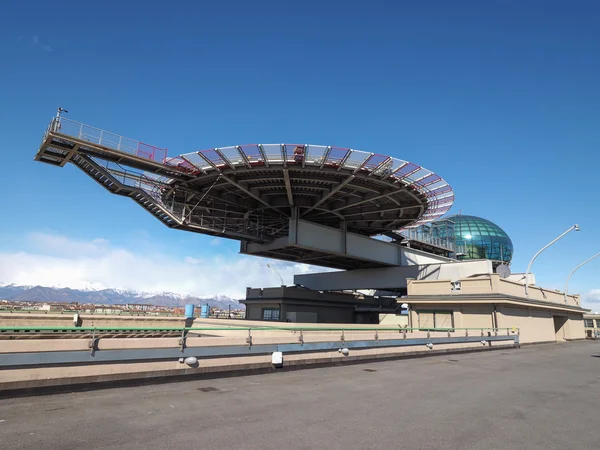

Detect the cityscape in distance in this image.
[0,283,243,315]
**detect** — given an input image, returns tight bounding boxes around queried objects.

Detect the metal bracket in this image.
[447,330,451,338]
[374,330,379,341]
[179,328,187,352]
[465,330,469,337]
[298,330,304,345]
[88,329,99,355]
[427,331,430,339]
[481,329,484,337]
[246,329,253,347]
[341,330,345,343]
[403,330,407,340]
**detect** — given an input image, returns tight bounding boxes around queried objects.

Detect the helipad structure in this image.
[32,113,588,334]
[35,115,454,269]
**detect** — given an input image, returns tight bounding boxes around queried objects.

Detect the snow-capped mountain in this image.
[0,283,242,309]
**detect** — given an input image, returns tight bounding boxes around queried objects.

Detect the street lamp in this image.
[564,251,600,304]
[266,264,284,286]
[524,224,580,296]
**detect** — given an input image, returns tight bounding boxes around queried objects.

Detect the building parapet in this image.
[407,273,581,307]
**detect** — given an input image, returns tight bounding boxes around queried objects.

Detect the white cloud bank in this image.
[582,290,600,313]
[0,232,335,298]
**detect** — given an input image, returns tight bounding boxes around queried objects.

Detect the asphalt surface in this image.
[1,342,599,449]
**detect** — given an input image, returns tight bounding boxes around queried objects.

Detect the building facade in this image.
[583,313,600,338]
[404,274,587,344]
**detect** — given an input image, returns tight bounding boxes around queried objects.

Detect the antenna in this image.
[496,264,511,279]
[56,107,69,118]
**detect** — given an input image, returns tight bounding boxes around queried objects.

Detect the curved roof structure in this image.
[34,117,454,245]
[160,144,454,240]
[445,214,513,264]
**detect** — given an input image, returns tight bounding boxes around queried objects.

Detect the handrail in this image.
[0,326,519,333]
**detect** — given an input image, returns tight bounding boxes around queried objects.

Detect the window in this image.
[584,319,594,328]
[262,308,280,321]
[418,311,454,329]
[596,319,600,328]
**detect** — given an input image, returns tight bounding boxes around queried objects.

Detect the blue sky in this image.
[0,1,599,306]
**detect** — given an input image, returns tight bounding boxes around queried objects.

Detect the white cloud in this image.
[31,35,52,52]
[0,232,335,299]
[209,238,220,246]
[26,232,110,257]
[582,290,600,312]
[184,256,202,265]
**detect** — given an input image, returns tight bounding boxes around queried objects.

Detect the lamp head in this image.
[574,224,580,232]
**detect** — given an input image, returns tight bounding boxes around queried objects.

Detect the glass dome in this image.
[444,214,513,264]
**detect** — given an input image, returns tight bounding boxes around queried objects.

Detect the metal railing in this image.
[0,325,519,335]
[400,228,456,251]
[46,116,168,163]
[0,325,519,369]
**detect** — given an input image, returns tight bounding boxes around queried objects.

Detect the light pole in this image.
[266,264,284,286]
[524,224,580,296]
[564,251,600,304]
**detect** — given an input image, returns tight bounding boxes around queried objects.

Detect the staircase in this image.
[71,154,180,229]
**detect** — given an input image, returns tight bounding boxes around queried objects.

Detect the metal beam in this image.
[236,146,253,169]
[214,148,236,171]
[283,169,294,206]
[302,144,308,168]
[196,151,282,211]
[331,190,399,212]
[281,144,287,169]
[301,175,356,216]
[220,174,283,211]
[257,145,269,167]
[342,204,420,218]
[336,149,353,171]
[319,146,332,169]
[196,151,222,172]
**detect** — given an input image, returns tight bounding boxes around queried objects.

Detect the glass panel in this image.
[199,149,227,168]
[324,147,350,167]
[361,153,389,171]
[342,150,371,170]
[261,144,283,164]
[180,151,212,171]
[305,145,328,165]
[219,146,246,167]
[239,145,264,165]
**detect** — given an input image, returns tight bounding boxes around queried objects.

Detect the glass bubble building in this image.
[445,214,513,265]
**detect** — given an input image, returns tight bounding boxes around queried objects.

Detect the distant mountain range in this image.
[0,283,243,310]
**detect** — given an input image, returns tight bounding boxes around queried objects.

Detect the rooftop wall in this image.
[407,274,581,307]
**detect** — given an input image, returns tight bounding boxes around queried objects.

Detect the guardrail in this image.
[0,310,245,318]
[0,325,520,333]
[46,116,168,163]
[0,326,519,369]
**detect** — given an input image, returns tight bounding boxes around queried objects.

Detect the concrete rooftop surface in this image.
[1,342,599,450]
